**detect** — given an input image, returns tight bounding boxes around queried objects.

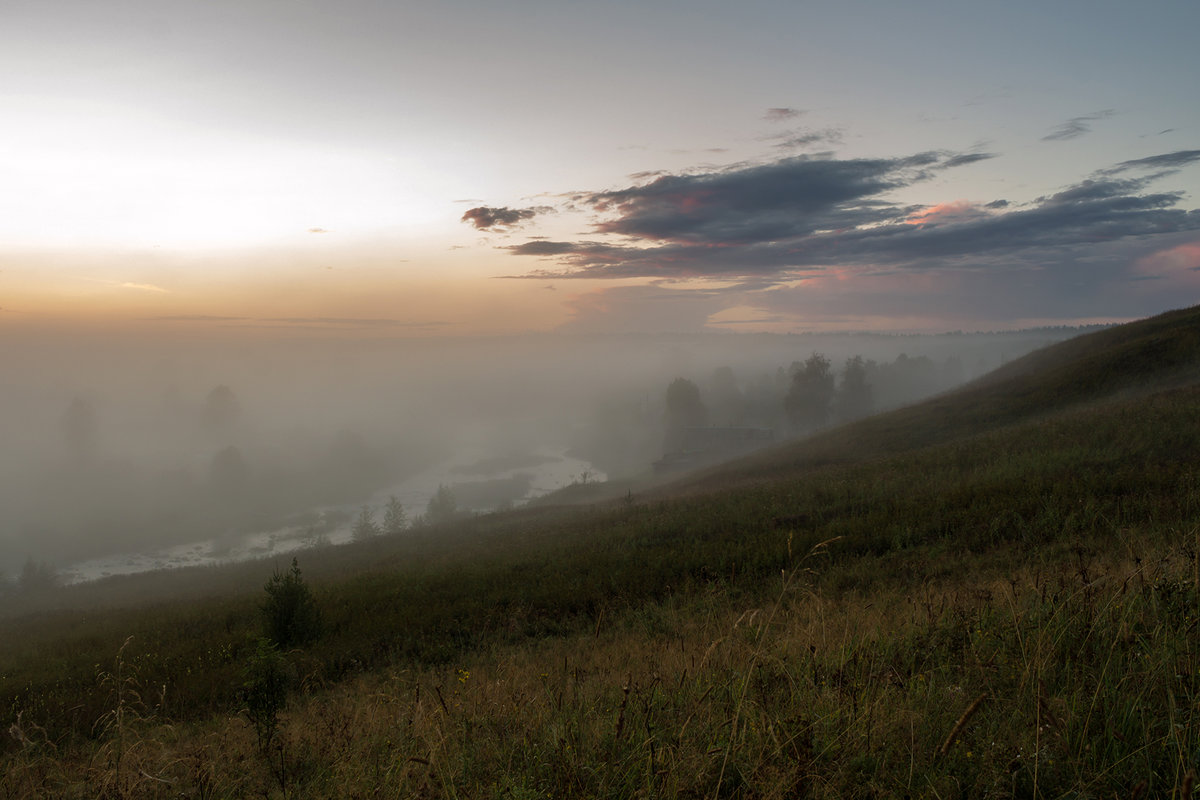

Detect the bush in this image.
[242,638,290,752]
[261,558,322,648]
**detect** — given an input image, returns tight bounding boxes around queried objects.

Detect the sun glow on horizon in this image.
[0,97,456,252]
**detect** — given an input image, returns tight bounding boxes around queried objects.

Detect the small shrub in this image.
[242,638,291,752]
[261,558,322,648]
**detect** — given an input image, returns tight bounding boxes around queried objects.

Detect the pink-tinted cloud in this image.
[1135,240,1200,277]
[494,152,1200,282]
[906,200,991,227]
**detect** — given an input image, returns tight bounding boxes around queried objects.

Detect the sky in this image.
[2,0,1199,336]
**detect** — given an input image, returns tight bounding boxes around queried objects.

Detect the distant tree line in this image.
[645,349,969,459]
[0,558,60,598]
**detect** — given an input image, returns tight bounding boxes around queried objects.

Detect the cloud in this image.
[308,227,329,234]
[906,200,992,227]
[1041,110,1115,141]
[581,152,943,245]
[764,107,804,122]
[146,315,247,322]
[88,278,170,293]
[1110,149,1200,173]
[1135,240,1200,278]
[260,317,451,327]
[941,152,997,168]
[507,240,586,257]
[493,149,1200,282]
[460,205,550,230]
[770,127,844,150]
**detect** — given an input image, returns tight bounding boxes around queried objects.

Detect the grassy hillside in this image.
[678,303,1200,492]
[3,305,1200,798]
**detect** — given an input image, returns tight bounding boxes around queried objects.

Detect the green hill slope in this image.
[673,303,1200,492]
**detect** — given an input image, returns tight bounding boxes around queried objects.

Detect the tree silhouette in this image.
[664,377,707,452]
[425,485,460,525]
[836,356,874,423]
[351,506,381,541]
[18,558,58,594]
[208,445,250,500]
[61,395,98,460]
[201,384,241,434]
[261,558,322,648]
[784,353,835,433]
[382,496,407,534]
[709,366,745,425]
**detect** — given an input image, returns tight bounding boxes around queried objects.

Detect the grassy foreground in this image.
[4,306,1200,798]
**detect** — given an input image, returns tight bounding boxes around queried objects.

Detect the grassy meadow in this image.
[4,305,1200,798]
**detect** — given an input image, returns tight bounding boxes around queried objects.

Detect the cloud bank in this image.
[479,149,1200,283]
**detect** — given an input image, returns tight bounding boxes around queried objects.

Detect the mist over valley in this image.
[0,325,1091,585]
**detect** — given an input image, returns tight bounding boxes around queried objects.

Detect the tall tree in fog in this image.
[352,506,381,541]
[208,445,250,501]
[60,395,98,460]
[784,353,835,433]
[836,356,874,423]
[382,496,407,534]
[664,377,707,452]
[709,366,745,426]
[425,485,460,526]
[201,384,241,435]
[18,558,57,594]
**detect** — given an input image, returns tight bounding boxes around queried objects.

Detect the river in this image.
[59,446,604,584]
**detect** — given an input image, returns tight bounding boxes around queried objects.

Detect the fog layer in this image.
[0,326,1088,578]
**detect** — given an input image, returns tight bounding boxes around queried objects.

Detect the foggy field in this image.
[0,326,1076,581]
[2,307,1200,797]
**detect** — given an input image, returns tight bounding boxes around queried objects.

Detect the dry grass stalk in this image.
[937,691,988,757]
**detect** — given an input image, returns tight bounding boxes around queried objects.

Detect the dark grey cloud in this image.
[770,127,844,150]
[764,107,803,122]
[581,153,945,245]
[942,152,997,168]
[1111,149,1200,172]
[461,205,549,230]
[494,149,1200,282]
[1042,110,1115,141]
[508,240,585,256]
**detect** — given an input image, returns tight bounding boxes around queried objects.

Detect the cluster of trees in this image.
[783,353,874,434]
[663,352,877,445]
[350,485,465,542]
[351,495,410,541]
[17,380,429,571]
[650,349,967,457]
[0,558,59,598]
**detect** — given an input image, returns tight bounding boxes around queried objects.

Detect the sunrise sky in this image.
[3,0,1199,335]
